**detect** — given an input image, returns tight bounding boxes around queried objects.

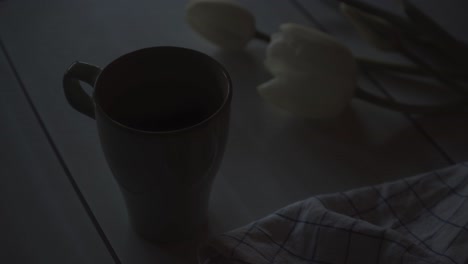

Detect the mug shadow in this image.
[124,223,212,264]
[285,103,448,184]
[230,96,450,195]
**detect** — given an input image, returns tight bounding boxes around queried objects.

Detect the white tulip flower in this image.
[185,3,462,116]
[186,0,256,50]
[258,23,357,118]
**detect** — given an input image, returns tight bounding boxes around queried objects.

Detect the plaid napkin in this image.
[199,163,468,264]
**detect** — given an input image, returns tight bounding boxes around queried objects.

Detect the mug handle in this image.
[63,61,102,119]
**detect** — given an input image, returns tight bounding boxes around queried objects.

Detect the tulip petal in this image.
[265,23,356,75]
[186,0,256,50]
[258,75,355,118]
[261,23,357,118]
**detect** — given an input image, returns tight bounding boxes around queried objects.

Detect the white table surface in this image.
[0,0,465,263]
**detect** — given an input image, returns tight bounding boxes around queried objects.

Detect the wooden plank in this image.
[295,0,468,163]
[0,0,451,263]
[0,45,113,263]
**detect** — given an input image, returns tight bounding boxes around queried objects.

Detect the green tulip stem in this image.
[255,30,271,43]
[354,87,467,114]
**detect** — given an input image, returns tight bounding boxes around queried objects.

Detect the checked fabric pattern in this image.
[199,163,468,264]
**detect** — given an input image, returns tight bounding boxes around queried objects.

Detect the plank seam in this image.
[0,37,122,264]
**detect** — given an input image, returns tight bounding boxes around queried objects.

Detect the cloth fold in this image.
[200,163,468,264]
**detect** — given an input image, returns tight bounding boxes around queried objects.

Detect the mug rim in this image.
[93,46,232,134]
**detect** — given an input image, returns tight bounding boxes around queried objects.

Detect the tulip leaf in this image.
[339,0,412,34]
[402,0,468,68]
[340,3,400,51]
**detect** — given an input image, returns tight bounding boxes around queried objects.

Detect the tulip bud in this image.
[186,0,256,50]
[258,23,357,118]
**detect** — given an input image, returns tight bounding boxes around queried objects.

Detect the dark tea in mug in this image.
[107,77,224,132]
